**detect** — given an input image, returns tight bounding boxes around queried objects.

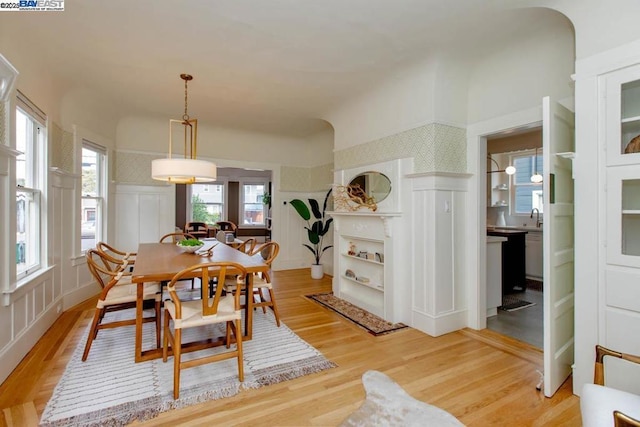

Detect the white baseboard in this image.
[411,309,468,337]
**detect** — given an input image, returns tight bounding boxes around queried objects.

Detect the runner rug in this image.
[306,293,408,336]
[40,309,336,426]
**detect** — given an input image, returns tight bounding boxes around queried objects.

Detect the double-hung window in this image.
[241,181,267,226]
[16,92,46,280]
[191,183,225,224]
[511,150,544,214]
[81,141,106,252]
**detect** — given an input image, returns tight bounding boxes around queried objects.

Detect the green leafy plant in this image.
[177,238,203,246]
[290,189,333,265]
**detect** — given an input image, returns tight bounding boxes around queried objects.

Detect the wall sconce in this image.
[530,147,543,183]
[487,155,516,175]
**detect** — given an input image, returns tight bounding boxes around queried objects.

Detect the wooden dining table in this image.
[131,241,268,363]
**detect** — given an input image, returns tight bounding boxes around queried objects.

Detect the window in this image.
[191,183,225,224]
[241,182,266,226]
[511,150,543,214]
[81,141,106,252]
[15,96,46,280]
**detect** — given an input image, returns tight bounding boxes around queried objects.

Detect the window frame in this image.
[15,93,46,282]
[239,179,268,228]
[189,180,227,225]
[509,149,544,216]
[80,141,106,253]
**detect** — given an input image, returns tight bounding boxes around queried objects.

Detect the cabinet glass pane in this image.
[622,215,640,256]
[621,80,640,154]
[622,179,640,211]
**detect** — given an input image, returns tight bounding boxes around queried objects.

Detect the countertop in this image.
[487,225,543,232]
[487,229,528,236]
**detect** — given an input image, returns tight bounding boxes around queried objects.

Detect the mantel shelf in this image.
[328,211,401,238]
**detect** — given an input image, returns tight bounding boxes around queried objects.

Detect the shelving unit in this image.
[605,69,640,267]
[329,211,402,322]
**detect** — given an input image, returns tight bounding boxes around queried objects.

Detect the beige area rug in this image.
[307,293,408,336]
[40,308,336,426]
[341,371,464,426]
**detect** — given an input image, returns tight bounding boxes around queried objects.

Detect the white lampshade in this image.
[505,165,516,175]
[152,158,217,184]
[530,173,543,183]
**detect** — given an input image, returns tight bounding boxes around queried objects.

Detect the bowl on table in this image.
[176,239,204,253]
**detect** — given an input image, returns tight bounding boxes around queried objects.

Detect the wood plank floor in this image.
[0,269,582,426]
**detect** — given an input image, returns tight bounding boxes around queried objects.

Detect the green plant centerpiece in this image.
[290,189,333,273]
[176,238,204,253]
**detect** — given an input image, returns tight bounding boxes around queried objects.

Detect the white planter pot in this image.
[310,264,324,279]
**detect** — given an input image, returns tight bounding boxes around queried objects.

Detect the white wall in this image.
[116,115,331,167]
[466,9,575,124]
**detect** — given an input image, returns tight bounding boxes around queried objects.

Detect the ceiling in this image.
[1,0,559,137]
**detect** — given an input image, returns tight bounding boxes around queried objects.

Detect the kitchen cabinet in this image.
[487,229,528,294]
[525,231,543,279]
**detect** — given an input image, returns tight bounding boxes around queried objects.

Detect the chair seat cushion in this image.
[165,294,241,329]
[581,383,640,427]
[97,281,160,308]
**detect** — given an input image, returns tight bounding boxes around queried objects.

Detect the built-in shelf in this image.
[621,115,640,123]
[622,210,640,215]
[342,253,384,265]
[341,275,384,292]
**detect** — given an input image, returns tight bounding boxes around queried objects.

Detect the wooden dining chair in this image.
[83,249,162,361]
[236,238,257,254]
[184,222,210,239]
[163,262,248,399]
[224,241,281,327]
[160,232,196,243]
[216,220,237,237]
[96,241,136,267]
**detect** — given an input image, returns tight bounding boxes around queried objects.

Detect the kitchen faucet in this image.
[530,208,542,228]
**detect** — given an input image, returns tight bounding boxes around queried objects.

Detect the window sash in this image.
[16,188,41,279]
[511,151,544,214]
[81,143,106,253]
[241,182,266,227]
[190,182,225,224]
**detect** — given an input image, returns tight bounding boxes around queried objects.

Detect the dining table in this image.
[131,240,268,363]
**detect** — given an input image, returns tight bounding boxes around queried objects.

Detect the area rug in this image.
[40,308,336,426]
[499,294,536,312]
[340,370,463,426]
[526,278,543,292]
[306,293,408,336]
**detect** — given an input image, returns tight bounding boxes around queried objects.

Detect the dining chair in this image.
[97,241,136,266]
[160,232,196,243]
[236,237,257,254]
[163,262,248,399]
[83,249,162,361]
[216,220,237,237]
[224,241,281,327]
[581,345,640,426]
[184,221,210,239]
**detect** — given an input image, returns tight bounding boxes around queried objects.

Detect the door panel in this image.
[543,96,575,397]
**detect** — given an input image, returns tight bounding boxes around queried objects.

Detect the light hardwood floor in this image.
[0,269,581,426]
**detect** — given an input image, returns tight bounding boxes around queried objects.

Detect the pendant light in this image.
[486,155,516,175]
[151,74,217,184]
[530,147,543,183]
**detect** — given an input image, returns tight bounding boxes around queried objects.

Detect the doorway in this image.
[485,127,544,349]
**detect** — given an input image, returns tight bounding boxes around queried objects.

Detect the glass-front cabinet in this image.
[605,65,640,268]
[606,65,640,165]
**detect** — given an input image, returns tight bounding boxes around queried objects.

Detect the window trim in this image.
[15,101,46,284]
[509,149,544,216]
[239,179,268,228]
[81,141,106,253]
[189,180,227,224]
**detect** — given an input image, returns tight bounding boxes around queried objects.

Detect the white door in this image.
[542,96,575,397]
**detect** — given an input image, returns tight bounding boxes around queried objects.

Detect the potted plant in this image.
[290,188,333,279]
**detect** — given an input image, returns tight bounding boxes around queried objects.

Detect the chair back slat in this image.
[250,241,280,267]
[167,262,247,319]
[160,232,196,243]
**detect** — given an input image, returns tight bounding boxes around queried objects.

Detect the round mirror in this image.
[349,171,392,203]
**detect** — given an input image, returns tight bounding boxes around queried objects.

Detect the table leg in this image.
[135,282,143,362]
[244,274,253,340]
